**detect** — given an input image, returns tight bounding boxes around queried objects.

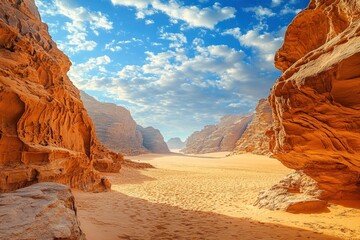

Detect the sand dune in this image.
[74,153,359,239]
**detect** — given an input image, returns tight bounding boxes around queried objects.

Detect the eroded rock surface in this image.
[81,91,148,156]
[255,171,327,213]
[182,115,254,154]
[137,126,170,153]
[0,0,121,192]
[234,99,273,155]
[269,0,360,200]
[0,182,85,240]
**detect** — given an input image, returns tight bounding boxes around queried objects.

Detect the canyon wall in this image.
[81,91,170,155]
[233,99,273,155]
[137,126,170,153]
[81,91,148,156]
[269,0,360,200]
[0,0,121,192]
[182,115,254,154]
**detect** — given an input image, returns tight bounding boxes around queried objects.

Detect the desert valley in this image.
[1,0,360,240]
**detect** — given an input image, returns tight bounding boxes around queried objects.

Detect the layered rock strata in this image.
[0,0,121,192]
[182,115,254,154]
[234,99,273,155]
[269,0,360,200]
[81,91,148,156]
[0,182,85,240]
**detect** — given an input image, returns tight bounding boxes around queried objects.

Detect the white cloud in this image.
[111,0,236,29]
[271,0,282,7]
[68,55,111,87]
[244,6,275,19]
[280,5,302,15]
[151,42,162,46]
[35,0,113,53]
[160,32,187,48]
[145,19,155,25]
[222,27,283,67]
[105,40,122,52]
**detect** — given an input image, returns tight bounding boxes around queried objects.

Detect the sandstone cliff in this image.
[0,0,121,192]
[182,115,254,154]
[269,0,360,200]
[0,182,85,240]
[80,91,148,156]
[166,137,185,150]
[233,99,273,155]
[137,126,170,153]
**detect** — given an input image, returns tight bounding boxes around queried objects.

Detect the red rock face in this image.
[0,0,121,192]
[269,0,360,200]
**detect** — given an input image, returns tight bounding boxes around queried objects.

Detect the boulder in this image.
[255,171,327,213]
[0,182,85,240]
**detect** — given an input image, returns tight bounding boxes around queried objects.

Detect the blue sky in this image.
[35,0,308,141]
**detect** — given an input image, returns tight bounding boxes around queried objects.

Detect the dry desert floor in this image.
[74,152,360,240]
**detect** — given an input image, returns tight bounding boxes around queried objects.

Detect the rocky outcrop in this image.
[0,0,121,192]
[137,126,170,153]
[166,137,185,150]
[233,99,273,155]
[182,115,254,154]
[80,91,148,156]
[0,182,85,240]
[269,0,360,200]
[255,171,327,213]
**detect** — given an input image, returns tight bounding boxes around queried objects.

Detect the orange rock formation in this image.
[269,0,360,200]
[0,0,121,192]
[182,115,254,154]
[234,99,273,155]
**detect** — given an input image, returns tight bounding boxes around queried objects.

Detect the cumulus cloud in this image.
[68,55,112,87]
[222,27,283,68]
[160,32,187,48]
[111,0,236,29]
[73,41,275,139]
[35,0,112,53]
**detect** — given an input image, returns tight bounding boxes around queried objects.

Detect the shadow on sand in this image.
[74,189,341,240]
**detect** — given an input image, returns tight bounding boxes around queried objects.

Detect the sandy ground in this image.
[73,152,360,240]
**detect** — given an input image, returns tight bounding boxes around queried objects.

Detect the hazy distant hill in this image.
[81,91,169,155]
[166,137,185,150]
